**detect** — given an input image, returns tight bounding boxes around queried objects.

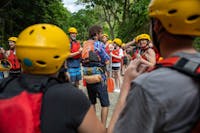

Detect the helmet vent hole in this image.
[42,26,46,30]
[187,15,200,21]
[36,60,46,65]
[54,55,60,59]
[168,24,172,28]
[168,9,177,14]
[29,30,34,35]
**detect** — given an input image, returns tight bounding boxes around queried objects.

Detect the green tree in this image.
[0,0,71,48]
[68,8,99,41]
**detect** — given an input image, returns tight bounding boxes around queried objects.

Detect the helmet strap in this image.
[150,19,164,53]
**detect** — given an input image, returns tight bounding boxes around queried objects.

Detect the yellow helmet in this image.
[107,40,113,44]
[103,34,108,38]
[121,43,126,48]
[68,27,78,34]
[0,59,12,71]
[16,24,70,74]
[149,0,200,36]
[8,37,18,42]
[113,38,122,46]
[134,35,140,43]
[137,34,151,41]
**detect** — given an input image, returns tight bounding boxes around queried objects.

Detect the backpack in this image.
[0,76,58,133]
[70,41,81,59]
[81,40,101,64]
[7,50,21,71]
[154,56,200,133]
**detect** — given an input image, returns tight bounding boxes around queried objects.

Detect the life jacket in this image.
[105,45,110,55]
[81,40,101,65]
[151,46,161,62]
[70,41,81,59]
[0,77,58,133]
[132,49,147,60]
[153,56,200,133]
[7,50,21,71]
[112,49,121,63]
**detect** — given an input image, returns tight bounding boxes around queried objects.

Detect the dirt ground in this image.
[80,82,120,127]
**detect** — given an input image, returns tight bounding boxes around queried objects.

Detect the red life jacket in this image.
[70,41,81,59]
[132,49,147,60]
[0,77,58,133]
[7,50,21,71]
[105,45,110,54]
[112,49,121,63]
[154,56,200,133]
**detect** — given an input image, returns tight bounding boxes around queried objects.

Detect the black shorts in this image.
[112,67,120,71]
[123,57,128,65]
[86,81,110,107]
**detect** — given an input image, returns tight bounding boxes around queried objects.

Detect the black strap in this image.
[171,57,200,79]
[156,57,200,79]
[0,77,16,93]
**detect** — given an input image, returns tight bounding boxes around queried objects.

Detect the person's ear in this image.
[153,19,163,34]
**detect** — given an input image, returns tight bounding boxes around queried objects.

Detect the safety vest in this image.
[154,56,200,133]
[0,77,59,133]
[7,50,21,71]
[112,49,121,63]
[70,41,81,59]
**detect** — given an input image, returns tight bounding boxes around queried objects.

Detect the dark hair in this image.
[89,25,102,39]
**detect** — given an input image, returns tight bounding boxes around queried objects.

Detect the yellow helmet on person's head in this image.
[113,38,122,46]
[107,40,113,44]
[16,24,70,75]
[134,35,140,43]
[103,34,109,38]
[137,34,151,42]
[68,27,78,34]
[149,0,200,36]
[8,37,18,42]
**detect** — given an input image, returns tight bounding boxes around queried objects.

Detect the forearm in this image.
[107,80,131,133]
[68,51,80,58]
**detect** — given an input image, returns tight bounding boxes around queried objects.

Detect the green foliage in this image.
[0,0,71,48]
[118,0,150,42]
[69,9,99,41]
[194,37,200,51]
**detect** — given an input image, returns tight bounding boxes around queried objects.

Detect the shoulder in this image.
[133,68,198,104]
[44,83,90,105]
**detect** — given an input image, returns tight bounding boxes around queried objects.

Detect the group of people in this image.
[0,0,200,133]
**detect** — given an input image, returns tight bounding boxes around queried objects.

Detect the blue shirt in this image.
[94,41,110,65]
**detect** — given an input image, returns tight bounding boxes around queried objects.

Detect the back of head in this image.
[149,0,200,36]
[89,25,102,39]
[16,23,70,75]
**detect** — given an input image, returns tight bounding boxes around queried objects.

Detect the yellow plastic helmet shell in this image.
[68,27,78,34]
[134,35,140,43]
[103,34,109,38]
[0,59,12,71]
[107,40,113,44]
[149,0,200,36]
[137,34,151,41]
[16,23,70,75]
[8,37,18,42]
[121,43,126,48]
[113,38,122,46]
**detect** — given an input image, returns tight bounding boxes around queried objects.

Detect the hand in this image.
[0,48,5,54]
[78,47,83,53]
[123,58,148,83]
